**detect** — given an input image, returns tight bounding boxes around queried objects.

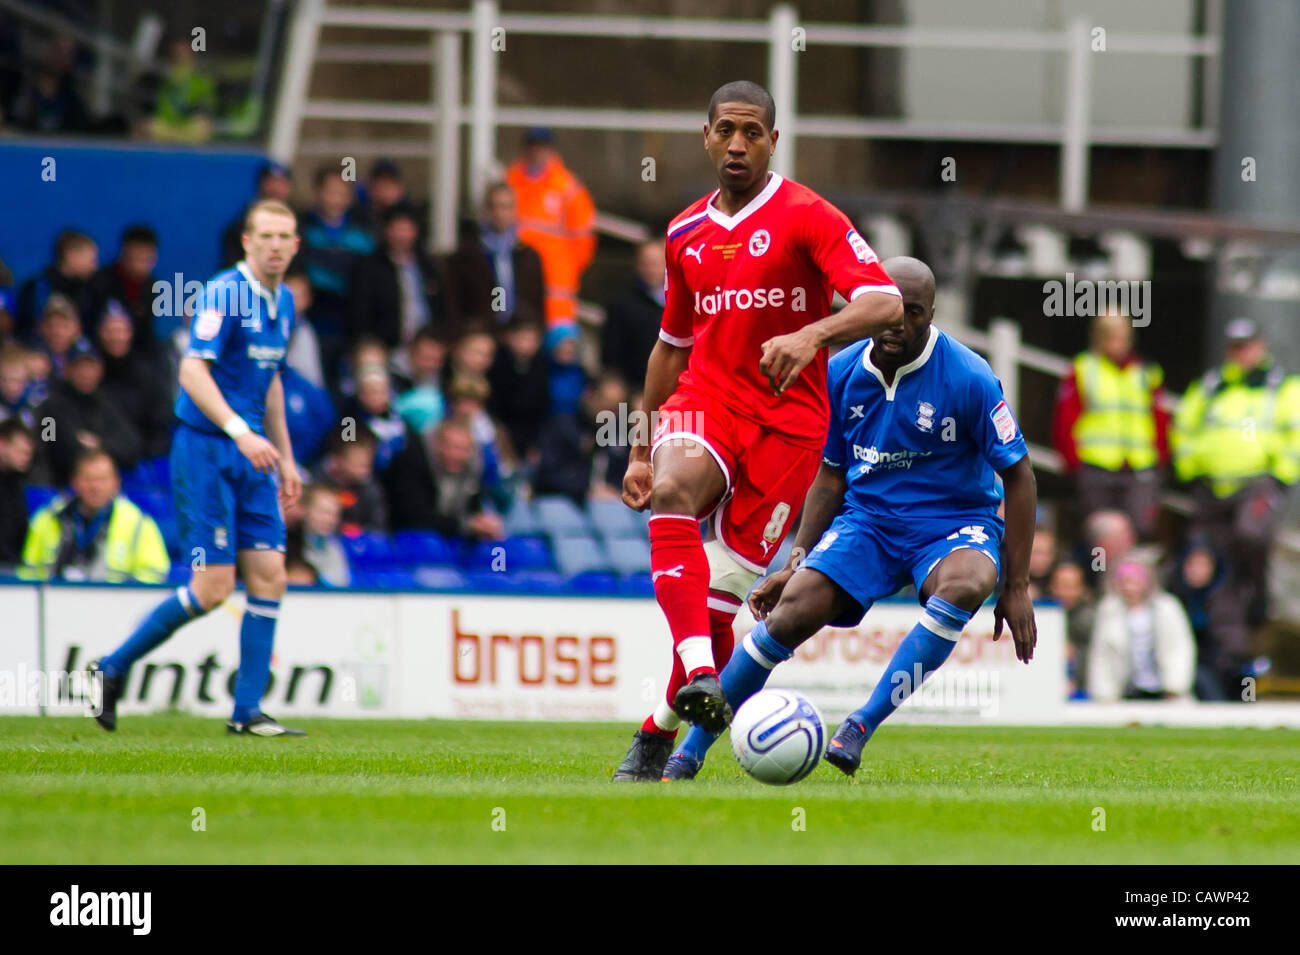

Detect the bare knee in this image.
[650,468,700,516]
[190,568,235,611]
[766,587,824,649]
[246,564,287,600]
[931,576,993,612]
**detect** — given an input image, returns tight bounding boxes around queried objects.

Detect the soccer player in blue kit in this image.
[663,256,1039,778]
[92,199,306,737]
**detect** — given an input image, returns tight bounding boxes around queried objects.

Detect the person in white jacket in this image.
[1088,559,1196,701]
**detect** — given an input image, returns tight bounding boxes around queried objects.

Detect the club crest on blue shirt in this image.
[916,400,936,433]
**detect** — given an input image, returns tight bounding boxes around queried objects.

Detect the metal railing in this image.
[271,0,1220,253]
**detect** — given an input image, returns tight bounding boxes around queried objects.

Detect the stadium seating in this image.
[587,498,641,538]
[461,535,554,572]
[24,486,59,515]
[392,531,457,567]
[604,535,651,576]
[535,495,590,537]
[552,535,611,577]
[341,532,397,570]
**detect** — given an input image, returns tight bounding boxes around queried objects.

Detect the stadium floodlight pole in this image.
[767,4,798,179]
[1060,15,1092,212]
[470,0,500,209]
[432,30,462,255]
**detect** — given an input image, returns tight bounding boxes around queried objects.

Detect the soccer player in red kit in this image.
[612,80,903,780]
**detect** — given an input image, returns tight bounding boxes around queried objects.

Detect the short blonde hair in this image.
[243,199,297,234]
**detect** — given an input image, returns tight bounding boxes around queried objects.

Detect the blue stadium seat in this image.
[605,535,651,576]
[535,495,591,537]
[503,497,540,536]
[552,535,611,577]
[155,514,181,560]
[341,532,396,569]
[462,535,554,572]
[587,498,640,538]
[567,571,620,595]
[617,573,655,597]
[24,486,59,515]
[412,566,469,590]
[132,491,174,522]
[463,570,516,592]
[392,530,456,567]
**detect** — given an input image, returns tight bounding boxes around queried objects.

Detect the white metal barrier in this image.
[270,0,1221,252]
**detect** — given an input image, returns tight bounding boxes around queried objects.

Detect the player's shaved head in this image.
[708,81,775,130]
[882,256,936,311]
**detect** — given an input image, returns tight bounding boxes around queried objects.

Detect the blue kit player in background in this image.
[91,199,306,737]
[663,256,1039,778]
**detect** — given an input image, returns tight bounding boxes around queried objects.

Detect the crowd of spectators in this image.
[0,134,660,599]
[1039,312,1300,702]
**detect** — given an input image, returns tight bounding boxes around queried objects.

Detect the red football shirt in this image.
[660,172,900,450]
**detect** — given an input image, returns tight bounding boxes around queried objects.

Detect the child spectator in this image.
[34,293,82,379]
[447,323,497,383]
[1049,561,1096,698]
[1028,524,1058,602]
[1088,559,1196,702]
[95,301,173,460]
[545,324,587,418]
[347,364,407,473]
[393,327,447,435]
[1165,535,1228,700]
[313,429,388,534]
[446,373,508,509]
[0,347,39,428]
[298,484,351,587]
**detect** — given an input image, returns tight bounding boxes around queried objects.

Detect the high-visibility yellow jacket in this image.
[1172,361,1300,498]
[506,156,596,324]
[19,495,169,583]
[1071,353,1164,471]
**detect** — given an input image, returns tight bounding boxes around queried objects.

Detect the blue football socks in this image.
[100,587,205,679]
[844,595,970,736]
[231,596,280,723]
[676,619,793,763]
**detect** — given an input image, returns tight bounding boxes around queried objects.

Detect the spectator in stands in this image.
[445,373,508,509]
[395,417,503,541]
[0,287,15,343]
[6,34,90,135]
[33,293,83,380]
[444,182,546,331]
[1049,561,1096,698]
[546,324,587,418]
[281,365,335,470]
[447,323,497,384]
[36,337,141,488]
[346,364,408,473]
[300,166,376,390]
[1165,534,1228,701]
[314,429,388,534]
[393,326,447,435]
[296,484,351,587]
[1053,312,1170,540]
[336,337,391,404]
[506,129,596,325]
[145,37,217,143]
[1173,319,1300,698]
[1027,524,1058,602]
[0,346,39,428]
[1087,559,1196,702]
[488,315,549,464]
[222,163,294,268]
[1080,508,1142,592]
[19,448,168,583]
[282,271,326,390]
[349,203,445,351]
[0,417,35,571]
[17,231,98,341]
[359,159,420,233]
[534,371,629,506]
[601,239,665,388]
[90,225,160,352]
[94,301,172,460]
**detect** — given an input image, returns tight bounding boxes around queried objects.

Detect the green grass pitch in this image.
[1,716,1295,864]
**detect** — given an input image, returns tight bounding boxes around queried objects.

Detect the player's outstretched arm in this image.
[178,356,280,474]
[264,373,301,508]
[760,290,903,395]
[623,338,690,510]
[749,463,846,618]
[993,455,1038,663]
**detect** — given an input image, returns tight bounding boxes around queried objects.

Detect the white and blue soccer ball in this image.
[730,689,825,785]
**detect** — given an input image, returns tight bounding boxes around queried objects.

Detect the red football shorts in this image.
[651,387,821,575]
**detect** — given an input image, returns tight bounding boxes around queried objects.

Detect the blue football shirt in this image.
[175,261,295,436]
[822,327,1028,523]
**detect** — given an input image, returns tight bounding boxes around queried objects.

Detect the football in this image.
[730,689,826,785]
